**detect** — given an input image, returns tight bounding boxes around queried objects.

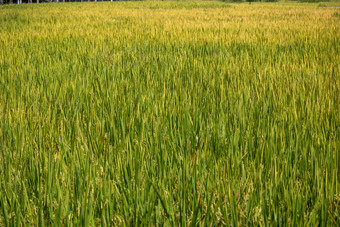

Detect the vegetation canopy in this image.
[0,1,339,226]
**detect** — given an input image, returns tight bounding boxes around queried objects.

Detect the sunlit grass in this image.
[0,1,339,225]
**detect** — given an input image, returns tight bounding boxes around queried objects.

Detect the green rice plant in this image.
[0,1,339,225]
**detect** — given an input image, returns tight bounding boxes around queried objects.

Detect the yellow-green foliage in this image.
[0,1,339,225]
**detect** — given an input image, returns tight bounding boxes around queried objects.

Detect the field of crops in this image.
[0,1,339,225]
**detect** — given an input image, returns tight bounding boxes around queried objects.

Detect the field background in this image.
[0,1,339,225]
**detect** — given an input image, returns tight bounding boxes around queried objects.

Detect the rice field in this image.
[0,1,339,225]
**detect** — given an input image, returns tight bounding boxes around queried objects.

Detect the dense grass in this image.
[0,1,339,225]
